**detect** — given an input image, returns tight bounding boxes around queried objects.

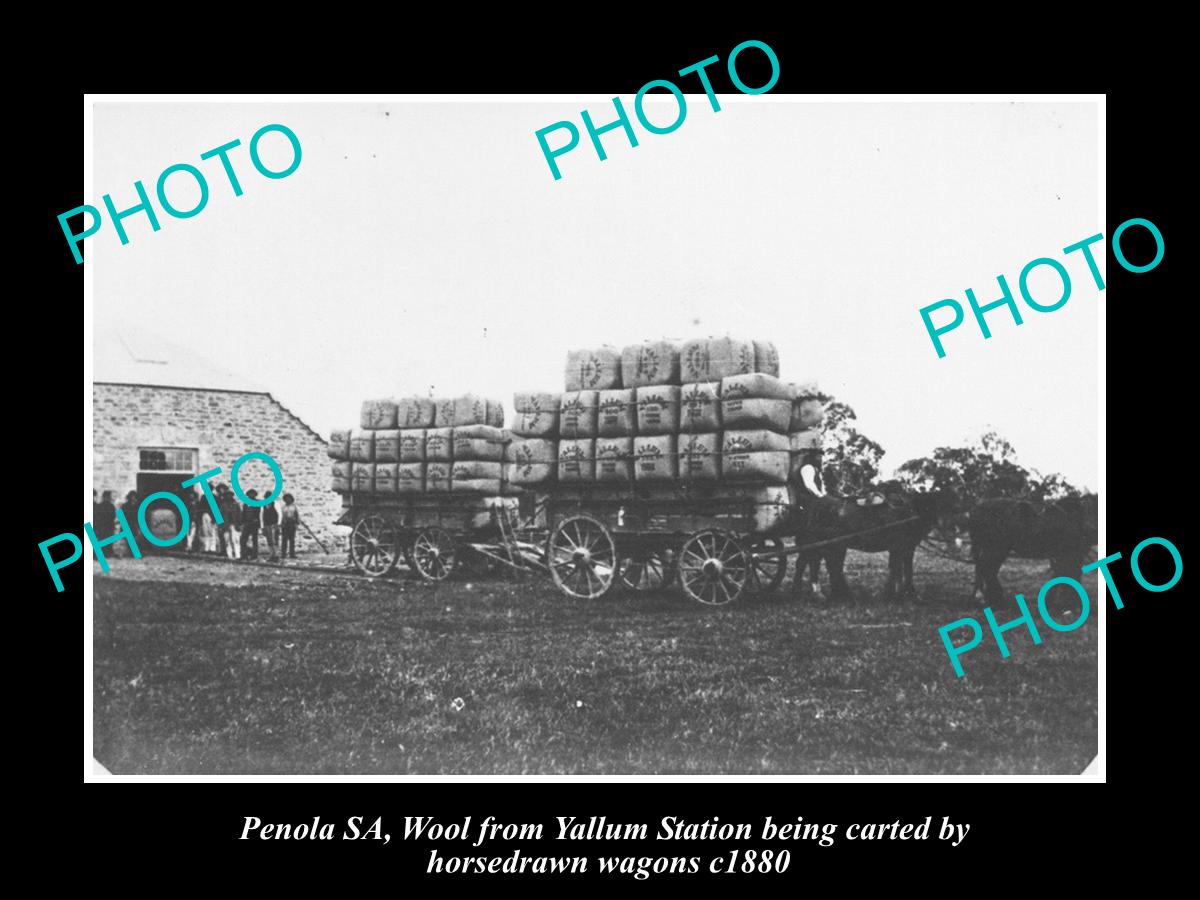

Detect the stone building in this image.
[93,322,345,552]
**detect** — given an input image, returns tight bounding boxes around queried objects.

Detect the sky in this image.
[93,99,1100,489]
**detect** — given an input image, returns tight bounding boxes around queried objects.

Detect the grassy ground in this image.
[93,549,1097,775]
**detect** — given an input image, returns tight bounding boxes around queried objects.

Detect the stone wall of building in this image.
[93,384,348,552]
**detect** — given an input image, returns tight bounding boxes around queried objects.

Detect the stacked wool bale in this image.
[329,394,506,496]
[787,381,825,480]
[541,337,799,503]
[505,392,559,492]
[329,338,823,536]
[628,337,811,533]
[556,346,619,486]
[719,372,793,484]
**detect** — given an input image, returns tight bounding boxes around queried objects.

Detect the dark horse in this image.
[794,488,943,602]
[968,495,1098,602]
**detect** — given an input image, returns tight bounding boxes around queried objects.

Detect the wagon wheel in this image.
[747,537,787,594]
[350,514,401,577]
[411,527,457,581]
[618,548,676,593]
[547,514,617,599]
[678,530,749,606]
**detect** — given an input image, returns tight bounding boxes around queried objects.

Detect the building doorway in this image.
[136,447,197,549]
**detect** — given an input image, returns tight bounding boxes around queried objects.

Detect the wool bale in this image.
[445,394,491,427]
[453,424,506,461]
[565,346,622,392]
[722,397,793,433]
[722,450,790,484]
[751,486,793,532]
[754,340,780,377]
[636,385,681,435]
[634,434,678,482]
[331,460,352,493]
[425,427,454,462]
[452,460,503,482]
[724,430,790,454]
[512,392,560,437]
[560,391,599,439]
[431,397,454,428]
[360,398,398,430]
[349,428,375,462]
[790,429,822,451]
[679,382,721,432]
[504,437,557,465]
[350,462,375,493]
[487,399,505,428]
[620,340,681,388]
[374,463,399,493]
[505,439,557,486]
[678,433,720,482]
[399,429,426,462]
[722,372,793,401]
[597,389,637,437]
[680,337,756,383]
[595,437,634,483]
[791,397,826,430]
[397,462,425,493]
[373,429,401,463]
[425,462,452,492]
[328,428,351,460]
[398,396,435,429]
[503,460,555,487]
[559,439,595,482]
[452,478,504,495]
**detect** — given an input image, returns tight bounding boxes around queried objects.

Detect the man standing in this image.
[240,489,262,561]
[262,492,280,561]
[217,484,241,560]
[94,491,117,542]
[280,493,300,560]
[119,490,141,556]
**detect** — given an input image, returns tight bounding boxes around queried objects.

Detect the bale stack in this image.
[329,394,506,496]
[545,337,816,493]
[506,392,560,493]
[452,423,505,494]
[787,381,825,481]
[720,372,793,485]
[329,339,827,533]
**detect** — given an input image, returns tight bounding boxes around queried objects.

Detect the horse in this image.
[794,488,944,602]
[968,495,1098,602]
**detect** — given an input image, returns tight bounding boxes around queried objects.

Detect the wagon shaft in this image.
[780,515,925,557]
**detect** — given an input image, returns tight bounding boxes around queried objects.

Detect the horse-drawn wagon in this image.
[331,339,932,605]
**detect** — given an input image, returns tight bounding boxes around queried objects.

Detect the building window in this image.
[138,447,198,472]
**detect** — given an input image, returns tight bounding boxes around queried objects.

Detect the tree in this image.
[817,398,886,495]
[1028,472,1083,501]
[894,430,1081,505]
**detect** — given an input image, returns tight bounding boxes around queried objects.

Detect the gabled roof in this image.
[94,317,268,394]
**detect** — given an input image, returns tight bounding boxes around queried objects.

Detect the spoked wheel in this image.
[410,527,457,581]
[547,514,617,599]
[350,515,401,577]
[747,537,788,594]
[618,549,676,593]
[678,530,749,606]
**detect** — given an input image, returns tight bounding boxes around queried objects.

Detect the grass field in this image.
[92,549,1097,775]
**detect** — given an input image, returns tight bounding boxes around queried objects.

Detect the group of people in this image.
[91,487,304,562]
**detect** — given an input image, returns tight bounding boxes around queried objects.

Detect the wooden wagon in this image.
[338,483,794,606]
